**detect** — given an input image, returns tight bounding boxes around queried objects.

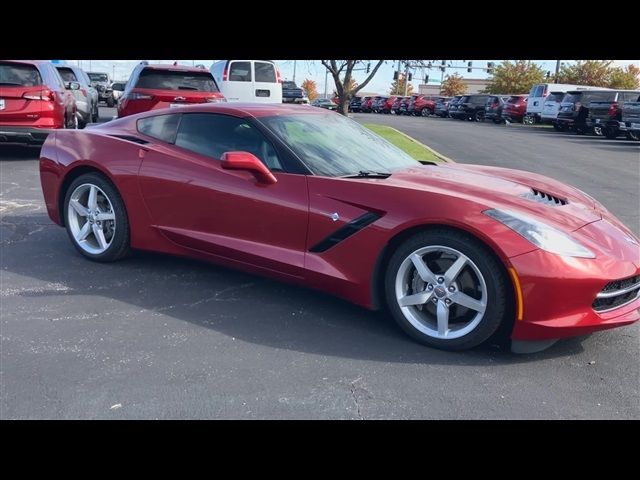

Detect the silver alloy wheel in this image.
[67,183,116,255]
[394,245,487,340]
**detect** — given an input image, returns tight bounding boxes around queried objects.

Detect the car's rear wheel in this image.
[384,229,509,350]
[523,115,534,125]
[474,110,485,122]
[604,127,618,139]
[421,108,430,117]
[107,96,115,107]
[64,173,130,262]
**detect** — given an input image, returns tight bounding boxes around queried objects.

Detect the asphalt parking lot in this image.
[1,107,638,419]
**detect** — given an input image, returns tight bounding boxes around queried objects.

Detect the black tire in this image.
[604,127,618,139]
[474,110,485,122]
[107,96,115,108]
[384,229,510,351]
[626,131,640,141]
[92,103,99,123]
[63,172,130,262]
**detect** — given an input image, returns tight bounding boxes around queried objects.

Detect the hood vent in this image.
[523,188,568,206]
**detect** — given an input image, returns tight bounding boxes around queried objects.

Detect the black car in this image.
[349,96,362,112]
[282,80,304,103]
[586,90,640,138]
[312,98,337,110]
[484,95,510,123]
[556,90,618,133]
[455,94,490,121]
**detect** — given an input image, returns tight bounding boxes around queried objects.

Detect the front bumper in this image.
[0,126,53,145]
[509,225,640,341]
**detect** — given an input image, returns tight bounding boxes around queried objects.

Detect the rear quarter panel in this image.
[39,130,158,248]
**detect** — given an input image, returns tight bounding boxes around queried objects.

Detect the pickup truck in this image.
[282,81,304,103]
[586,90,640,138]
[621,100,640,141]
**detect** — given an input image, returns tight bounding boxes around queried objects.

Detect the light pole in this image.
[112,64,115,81]
[293,60,297,83]
[554,60,561,83]
[324,69,328,99]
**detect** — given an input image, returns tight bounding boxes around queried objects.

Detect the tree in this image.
[608,64,640,90]
[321,60,385,115]
[301,78,318,102]
[483,60,545,94]
[389,76,413,95]
[440,73,467,96]
[556,60,613,87]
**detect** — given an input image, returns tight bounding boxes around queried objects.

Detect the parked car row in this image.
[354,83,640,142]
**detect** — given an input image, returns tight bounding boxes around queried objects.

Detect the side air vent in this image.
[523,188,568,206]
[108,134,149,145]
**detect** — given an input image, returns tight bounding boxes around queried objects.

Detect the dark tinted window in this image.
[255,62,277,83]
[56,67,77,82]
[0,62,43,86]
[282,81,297,88]
[582,91,617,102]
[546,92,565,102]
[229,62,251,82]
[137,114,180,143]
[136,69,218,92]
[508,96,524,103]
[88,73,109,82]
[175,114,282,170]
[563,93,582,103]
[112,82,125,91]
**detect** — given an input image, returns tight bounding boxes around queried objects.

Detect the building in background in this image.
[418,78,490,95]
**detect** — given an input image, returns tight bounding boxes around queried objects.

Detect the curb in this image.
[382,125,456,163]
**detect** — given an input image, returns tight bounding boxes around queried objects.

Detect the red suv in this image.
[380,96,398,114]
[117,62,225,118]
[1,60,77,145]
[410,95,440,116]
[501,95,528,123]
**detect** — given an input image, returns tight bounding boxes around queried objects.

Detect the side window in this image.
[174,114,283,171]
[50,65,67,89]
[229,62,251,82]
[57,68,77,82]
[137,114,180,143]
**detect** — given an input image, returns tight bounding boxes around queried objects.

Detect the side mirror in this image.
[66,81,80,90]
[221,151,277,185]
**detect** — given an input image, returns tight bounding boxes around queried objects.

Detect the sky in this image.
[70,59,639,95]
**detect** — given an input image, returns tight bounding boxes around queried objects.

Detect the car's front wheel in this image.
[384,229,509,350]
[64,173,130,262]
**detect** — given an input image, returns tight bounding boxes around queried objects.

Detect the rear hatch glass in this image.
[255,62,277,83]
[136,69,219,92]
[0,62,45,120]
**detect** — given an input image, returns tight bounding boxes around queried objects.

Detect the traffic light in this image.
[394,71,398,80]
[424,74,429,83]
[487,62,494,74]
[366,62,371,73]
[467,61,473,73]
[546,71,551,79]
[408,72,412,81]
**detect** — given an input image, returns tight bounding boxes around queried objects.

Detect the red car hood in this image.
[389,163,601,231]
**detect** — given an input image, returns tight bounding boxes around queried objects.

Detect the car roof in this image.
[141,64,211,73]
[2,59,53,67]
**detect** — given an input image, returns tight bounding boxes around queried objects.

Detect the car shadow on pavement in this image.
[1,211,597,367]
[0,146,41,160]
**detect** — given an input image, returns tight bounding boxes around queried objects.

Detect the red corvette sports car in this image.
[39,104,640,353]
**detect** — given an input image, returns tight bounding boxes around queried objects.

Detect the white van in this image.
[525,83,602,124]
[210,60,283,104]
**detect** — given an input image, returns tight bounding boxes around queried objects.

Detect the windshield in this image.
[0,62,43,86]
[88,73,108,82]
[258,113,417,177]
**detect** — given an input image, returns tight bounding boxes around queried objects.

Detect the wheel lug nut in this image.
[445,299,452,305]
[448,286,455,292]
[427,284,433,291]
[432,298,438,304]
[437,277,444,284]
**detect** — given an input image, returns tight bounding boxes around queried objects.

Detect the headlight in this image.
[484,209,595,258]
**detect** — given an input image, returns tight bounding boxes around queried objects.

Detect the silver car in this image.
[55,64,99,128]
